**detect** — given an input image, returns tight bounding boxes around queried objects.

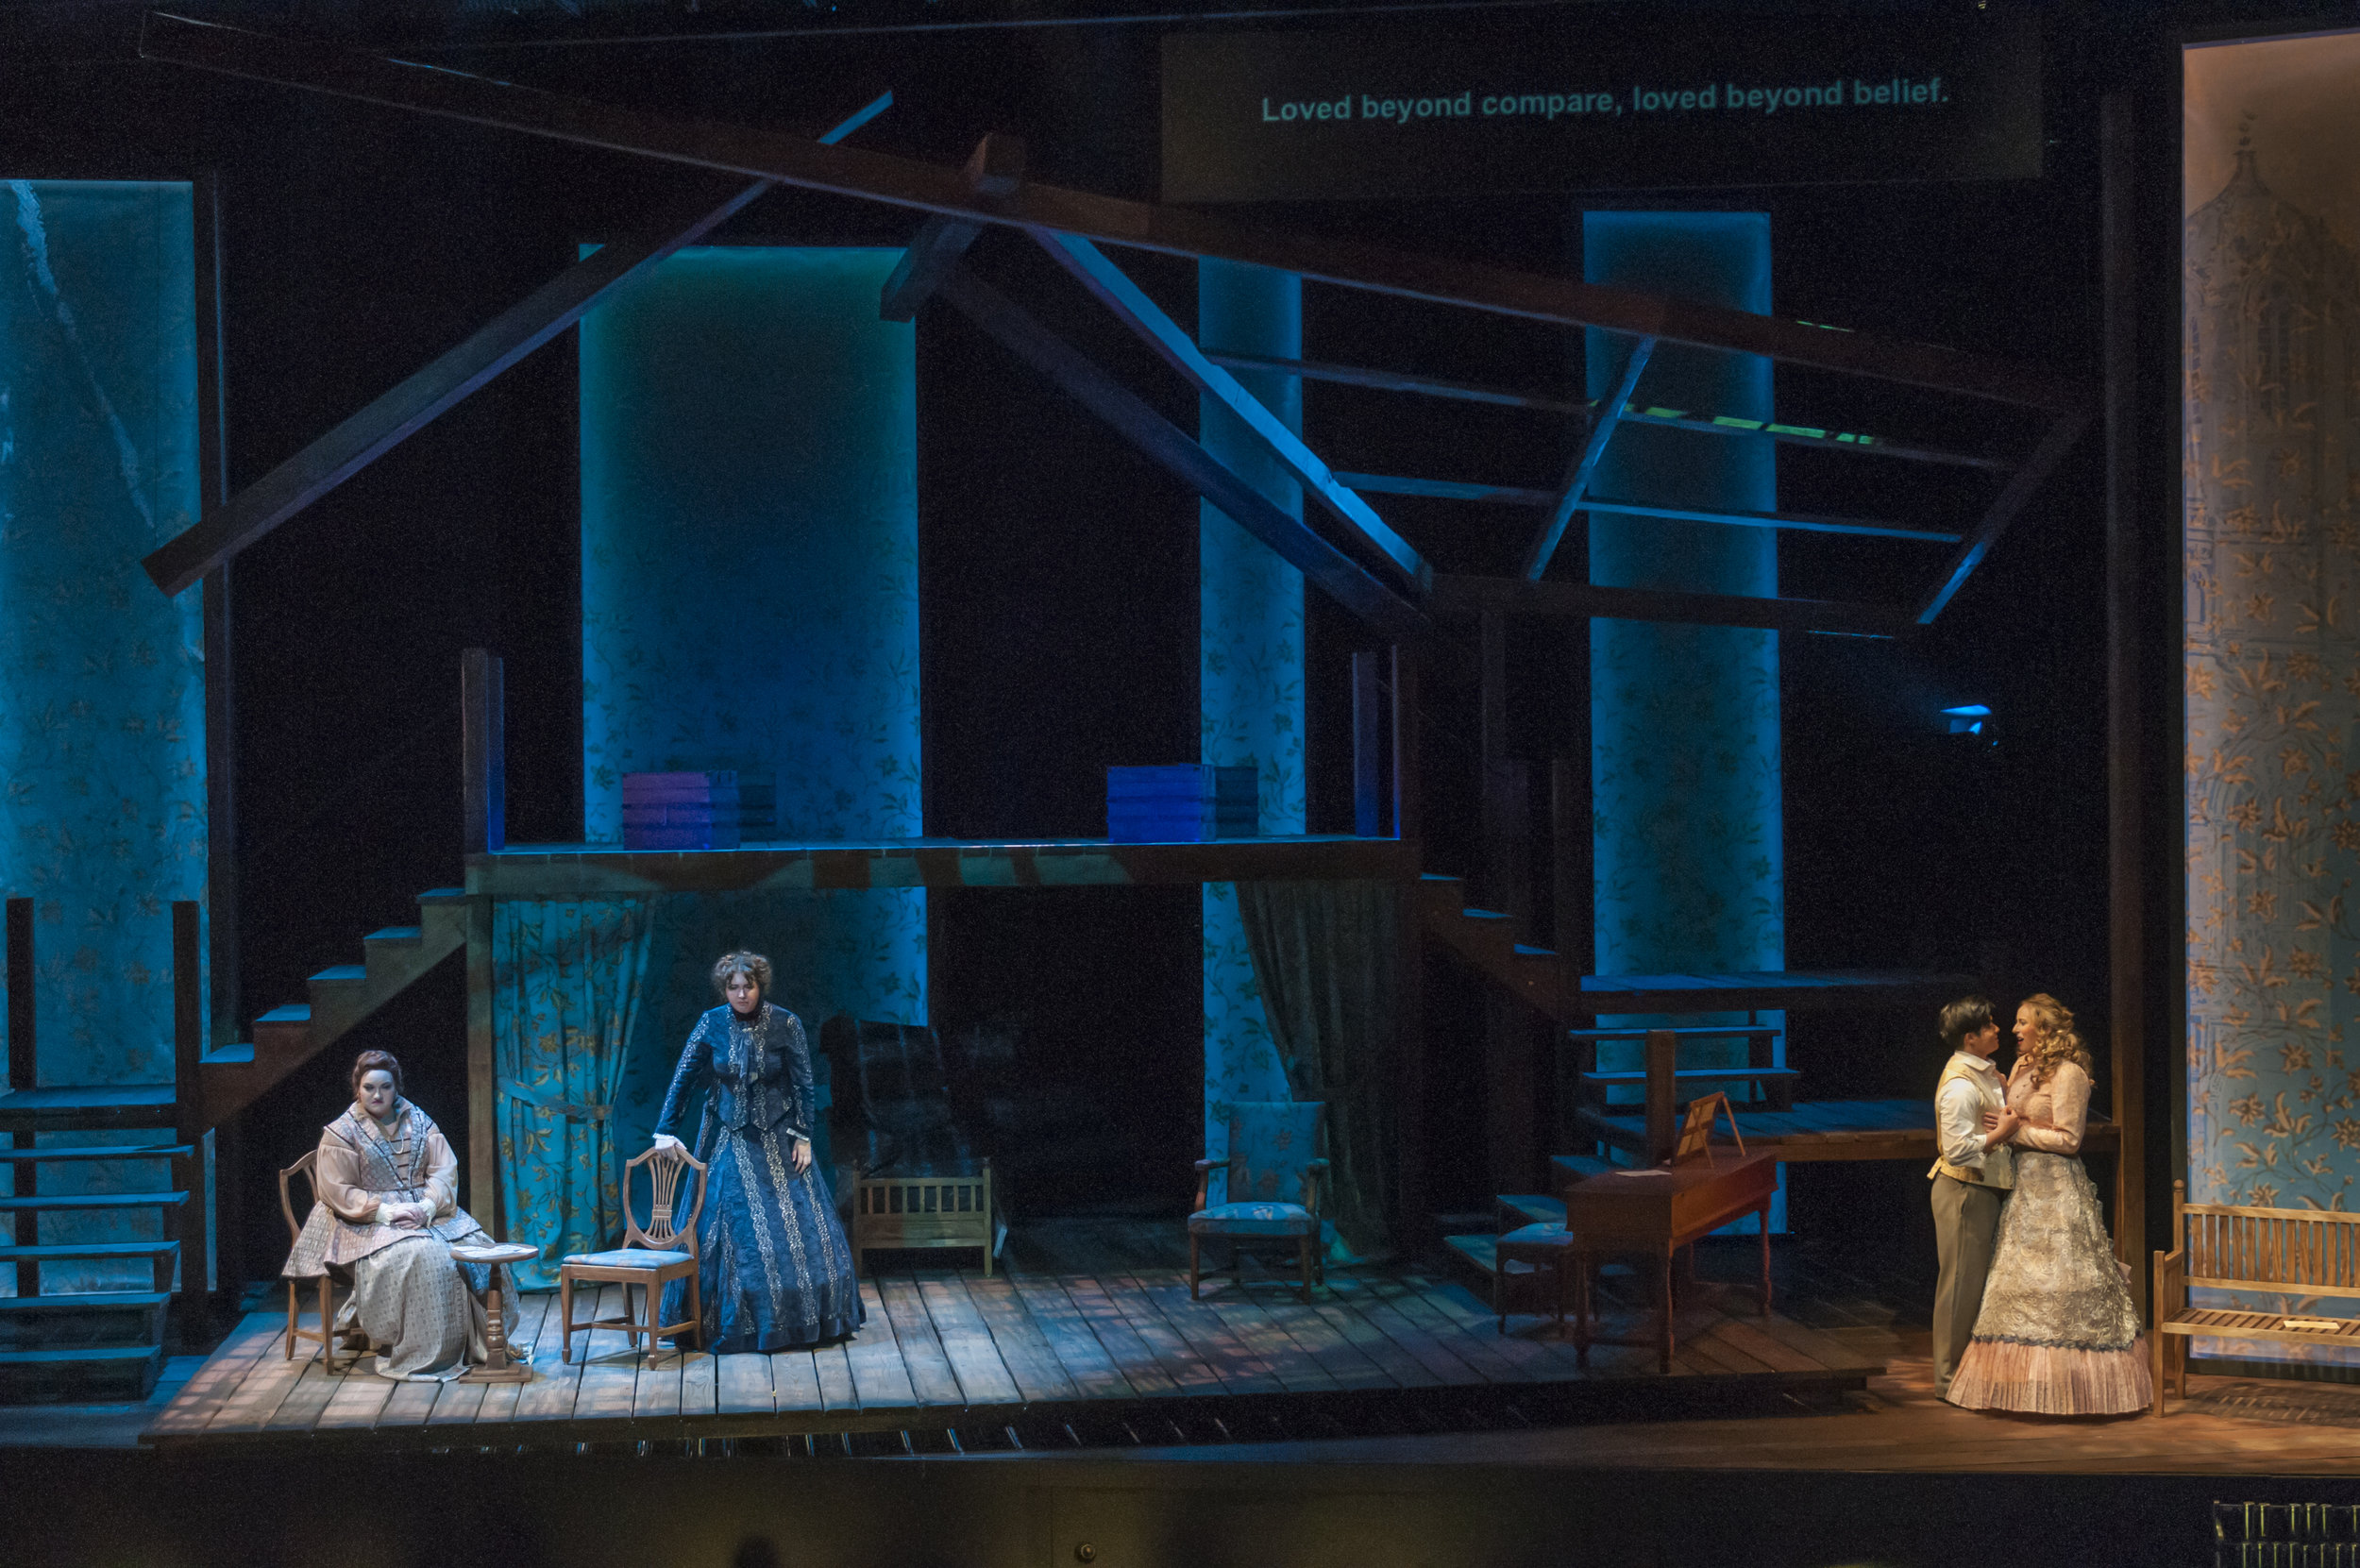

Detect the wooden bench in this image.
[2152,1180,2360,1415]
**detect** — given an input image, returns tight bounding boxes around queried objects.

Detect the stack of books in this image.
[1106,765,1258,843]
[623,770,743,851]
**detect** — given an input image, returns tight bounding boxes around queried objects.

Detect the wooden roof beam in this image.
[139,12,2089,413]
[936,264,1428,638]
[1914,403,2098,622]
[1523,337,1651,580]
[138,86,895,599]
[1431,575,1913,638]
[1030,230,1429,593]
[879,133,1024,322]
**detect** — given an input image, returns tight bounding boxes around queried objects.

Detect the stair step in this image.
[1512,943,1557,959]
[1552,1154,1620,1185]
[1461,908,1510,923]
[309,965,368,986]
[0,1085,177,1132]
[1419,873,1461,885]
[0,1290,171,1312]
[0,1143,190,1164]
[0,1190,189,1213]
[201,1044,254,1066]
[0,1341,164,1403]
[416,887,468,905]
[1498,1193,1565,1226]
[364,925,425,946]
[0,1345,161,1366]
[0,1241,179,1263]
[256,1003,312,1025]
[1579,1068,1799,1086]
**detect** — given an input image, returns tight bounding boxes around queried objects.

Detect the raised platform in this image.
[141,1266,1880,1454]
[465,835,1417,897]
[1572,1099,2121,1163]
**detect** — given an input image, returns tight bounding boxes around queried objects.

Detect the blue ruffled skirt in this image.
[662,1121,864,1351]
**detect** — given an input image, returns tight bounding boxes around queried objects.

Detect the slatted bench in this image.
[2152,1181,2360,1416]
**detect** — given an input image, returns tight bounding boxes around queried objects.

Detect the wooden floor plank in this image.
[514,1290,588,1424]
[1677,1326,1773,1377]
[1256,1293,1399,1391]
[1400,1274,1588,1382]
[814,1341,859,1412]
[916,1273,1021,1405]
[572,1284,643,1424]
[263,1354,344,1435]
[961,1272,1081,1403]
[204,1338,317,1434]
[1125,1273,1287,1395]
[1323,1276,1487,1385]
[1307,1293,1440,1388]
[377,1375,443,1427]
[314,1361,397,1431]
[475,1291,553,1425]
[717,1348,775,1415]
[1055,1275,1182,1397]
[877,1275,966,1407]
[1746,1310,1885,1372]
[844,1279,919,1411]
[1091,1273,1226,1394]
[1197,1284,1342,1393]
[145,1314,278,1437]
[632,1338,685,1420]
[1371,1277,1537,1383]
[681,1349,719,1418]
[770,1350,824,1413]
[1006,1275,1137,1401]
[1707,1315,1829,1374]
[428,1378,489,1425]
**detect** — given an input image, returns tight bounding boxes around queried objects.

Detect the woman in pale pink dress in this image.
[1947,993,2151,1415]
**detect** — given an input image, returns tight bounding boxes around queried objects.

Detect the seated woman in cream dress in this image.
[1946,994,2150,1415]
[282,1050,521,1380]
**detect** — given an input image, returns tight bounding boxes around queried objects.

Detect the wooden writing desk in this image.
[1560,1149,1777,1373]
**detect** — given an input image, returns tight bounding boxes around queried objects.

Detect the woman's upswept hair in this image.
[2015,992,2094,1087]
[711,950,773,1003]
[351,1049,404,1097]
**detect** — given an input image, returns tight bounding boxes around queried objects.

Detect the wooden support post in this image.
[1551,753,1588,969]
[2101,91,2148,1310]
[1477,609,1528,928]
[1390,643,1428,1244]
[7,897,32,1301]
[171,901,211,1326]
[1352,650,1383,838]
[1391,644,1422,843]
[462,649,506,856]
[466,894,498,1237]
[1644,1028,1677,1167]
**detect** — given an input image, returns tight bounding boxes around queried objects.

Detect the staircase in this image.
[1419,872,1584,1019]
[0,889,469,1402]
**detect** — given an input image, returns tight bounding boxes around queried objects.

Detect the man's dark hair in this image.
[1939,995,1996,1052]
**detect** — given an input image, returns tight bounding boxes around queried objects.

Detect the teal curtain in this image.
[493,900,655,1289]
[1236,880,1398,1261]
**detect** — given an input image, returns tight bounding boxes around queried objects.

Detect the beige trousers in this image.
[1930,1173,2004,1397]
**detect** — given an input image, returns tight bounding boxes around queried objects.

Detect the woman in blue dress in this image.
[651,951,864,1349]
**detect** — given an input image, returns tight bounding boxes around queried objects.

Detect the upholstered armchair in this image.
[1188,1100,1328,1303]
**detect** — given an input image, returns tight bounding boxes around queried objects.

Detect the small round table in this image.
[451,1241,540,1384]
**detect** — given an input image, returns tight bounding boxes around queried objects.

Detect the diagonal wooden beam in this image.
[880,133,1024,322]
[1523,337,1652,580]
[1913,399,2099,623]
[1430,574,1913,638]
[1202,350,1582,415]
[1584,498,1962,543]
[1337,473,1556,507]
[138,13,2088,413]
[1031,230,1428,593]
[139,88,892,599]
[935,264,1426,638]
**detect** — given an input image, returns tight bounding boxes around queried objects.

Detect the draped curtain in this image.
[493,899,656,1289]
[1236,880,1398,1260]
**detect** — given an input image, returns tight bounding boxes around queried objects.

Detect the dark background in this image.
[0,0,2285,1286]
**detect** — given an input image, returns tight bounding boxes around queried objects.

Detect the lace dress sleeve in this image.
[2014,1062,2088,1155]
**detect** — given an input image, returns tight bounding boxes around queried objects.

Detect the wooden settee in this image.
[2152,1180,2360,1415]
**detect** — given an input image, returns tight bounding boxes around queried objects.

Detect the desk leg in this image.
[1658,1247,1675,1374]
[1758,1204,1774,1318]
[460,1262,531,1384]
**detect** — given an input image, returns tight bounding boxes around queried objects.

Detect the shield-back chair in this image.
[557,1141,706,1363]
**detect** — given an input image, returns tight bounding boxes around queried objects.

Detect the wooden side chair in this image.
[278,1150,365,1372]
[557,1142,706,1363]
[1188,1100,1328,1303]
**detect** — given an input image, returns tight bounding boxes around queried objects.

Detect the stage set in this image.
[7,2,2360,1565]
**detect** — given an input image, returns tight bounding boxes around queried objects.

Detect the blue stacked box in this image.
[1106,765,1258,843]
[623,770,743,851]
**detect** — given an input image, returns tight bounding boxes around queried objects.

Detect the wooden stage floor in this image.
[141,1267,1880,1454]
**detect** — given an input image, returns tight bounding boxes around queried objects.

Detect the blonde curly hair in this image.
[2014,991,2094,1088]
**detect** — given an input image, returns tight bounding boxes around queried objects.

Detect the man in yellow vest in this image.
[1930,995,2020,1402]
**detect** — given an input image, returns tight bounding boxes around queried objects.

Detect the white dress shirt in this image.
[1935,1051,2014,1187]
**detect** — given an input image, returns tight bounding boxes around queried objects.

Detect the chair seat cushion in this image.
[1188,1201,1317,1237]
[1499,1222,1576,1248]
[561,1248,694,1270]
